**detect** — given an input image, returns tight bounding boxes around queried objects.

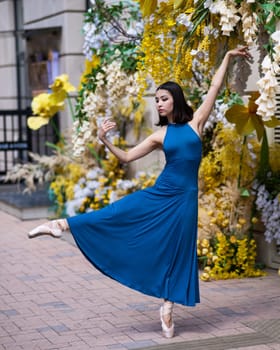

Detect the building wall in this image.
[0,0,17,109]
[0,0,86,130]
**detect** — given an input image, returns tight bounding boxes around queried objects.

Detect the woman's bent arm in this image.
[98,120,165,163]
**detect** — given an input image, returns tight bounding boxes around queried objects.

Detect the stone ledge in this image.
[0,183,54,220]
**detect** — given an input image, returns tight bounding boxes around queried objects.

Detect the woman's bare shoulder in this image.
[155,126,168,141]
[150,126,168,146]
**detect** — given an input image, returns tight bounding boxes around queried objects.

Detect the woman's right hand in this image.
[98,119,116,141]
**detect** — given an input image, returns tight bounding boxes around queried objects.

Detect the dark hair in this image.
[155,81,193,126]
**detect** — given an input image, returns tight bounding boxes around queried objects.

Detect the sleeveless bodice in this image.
[155,123,202,192]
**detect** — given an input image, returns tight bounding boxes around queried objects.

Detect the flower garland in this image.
[73,0,146,160]
[256,31,280,120]
[72,60,145,160]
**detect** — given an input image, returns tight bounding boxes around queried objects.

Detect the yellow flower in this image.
[202,248,209,255]
[225,92,280,141]
[201,238,210,248]
[200,272,210,281]
[166,18,176,27]
[238,218,246,225]
[27,93,64,130]
[212,255,219,263]
[139,0,157,16]
[235,223,242,230]
[230,235,237,244]
[50,74,76,95]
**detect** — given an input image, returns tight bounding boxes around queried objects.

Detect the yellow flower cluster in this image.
[199,123,258,192]
[79,177,113,213]
[198,188,255,240]
[198,233,266,282]
[137,0,240,95]
[79,55,101,89]
[198,123,259,240]
[77,171,157,214]
[49,163,86,217]
[137,1,179,87]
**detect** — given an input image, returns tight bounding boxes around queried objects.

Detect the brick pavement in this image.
[0,210,279,350]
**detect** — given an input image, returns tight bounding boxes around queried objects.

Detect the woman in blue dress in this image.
[29,47,251,338]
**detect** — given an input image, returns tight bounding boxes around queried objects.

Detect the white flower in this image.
[87,168,102,180]
[66,198,85,217]
[214,0,240,36]
[271,30,280,43]
[255,55,279,120]
[239,3,258,45]
[254,182,280,245]
[176,13,194,31]
[204,0,213,8]
[116,179,135,190]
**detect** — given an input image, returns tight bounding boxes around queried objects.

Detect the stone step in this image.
[0,184,54,220]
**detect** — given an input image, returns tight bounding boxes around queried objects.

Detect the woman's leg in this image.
[28,219,69,238]
[160,299,174,338]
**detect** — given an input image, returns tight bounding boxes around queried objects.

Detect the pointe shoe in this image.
[160,305,175,338]
[28,220,67,239]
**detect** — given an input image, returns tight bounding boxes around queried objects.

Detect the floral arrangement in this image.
[198,123,260,239]
[135,0,280,276]
[137,0,280,122]
[6,0,280,280]
[72,0,146,162]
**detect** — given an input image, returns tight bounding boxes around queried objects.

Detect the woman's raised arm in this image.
[192,46,252,135]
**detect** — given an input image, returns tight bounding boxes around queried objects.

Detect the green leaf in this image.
[240,188,250,197]
[87,144,104,168]
[256,130,271,181]
[264,18,276,34]
[45,141,62,152]
[260,3,275,12]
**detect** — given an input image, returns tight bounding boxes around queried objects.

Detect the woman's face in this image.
[155,89,174,120]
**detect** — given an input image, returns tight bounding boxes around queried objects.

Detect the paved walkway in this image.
[0,210,279,350]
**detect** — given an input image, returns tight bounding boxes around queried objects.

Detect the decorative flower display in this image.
[8,0,280,280]
[137,0,280,123]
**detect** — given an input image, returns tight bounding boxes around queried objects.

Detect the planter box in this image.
[254,224,280,269]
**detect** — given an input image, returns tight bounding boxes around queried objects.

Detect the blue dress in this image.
[67,123,202,306]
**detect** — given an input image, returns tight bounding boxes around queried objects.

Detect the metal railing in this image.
[0,109,59,177]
